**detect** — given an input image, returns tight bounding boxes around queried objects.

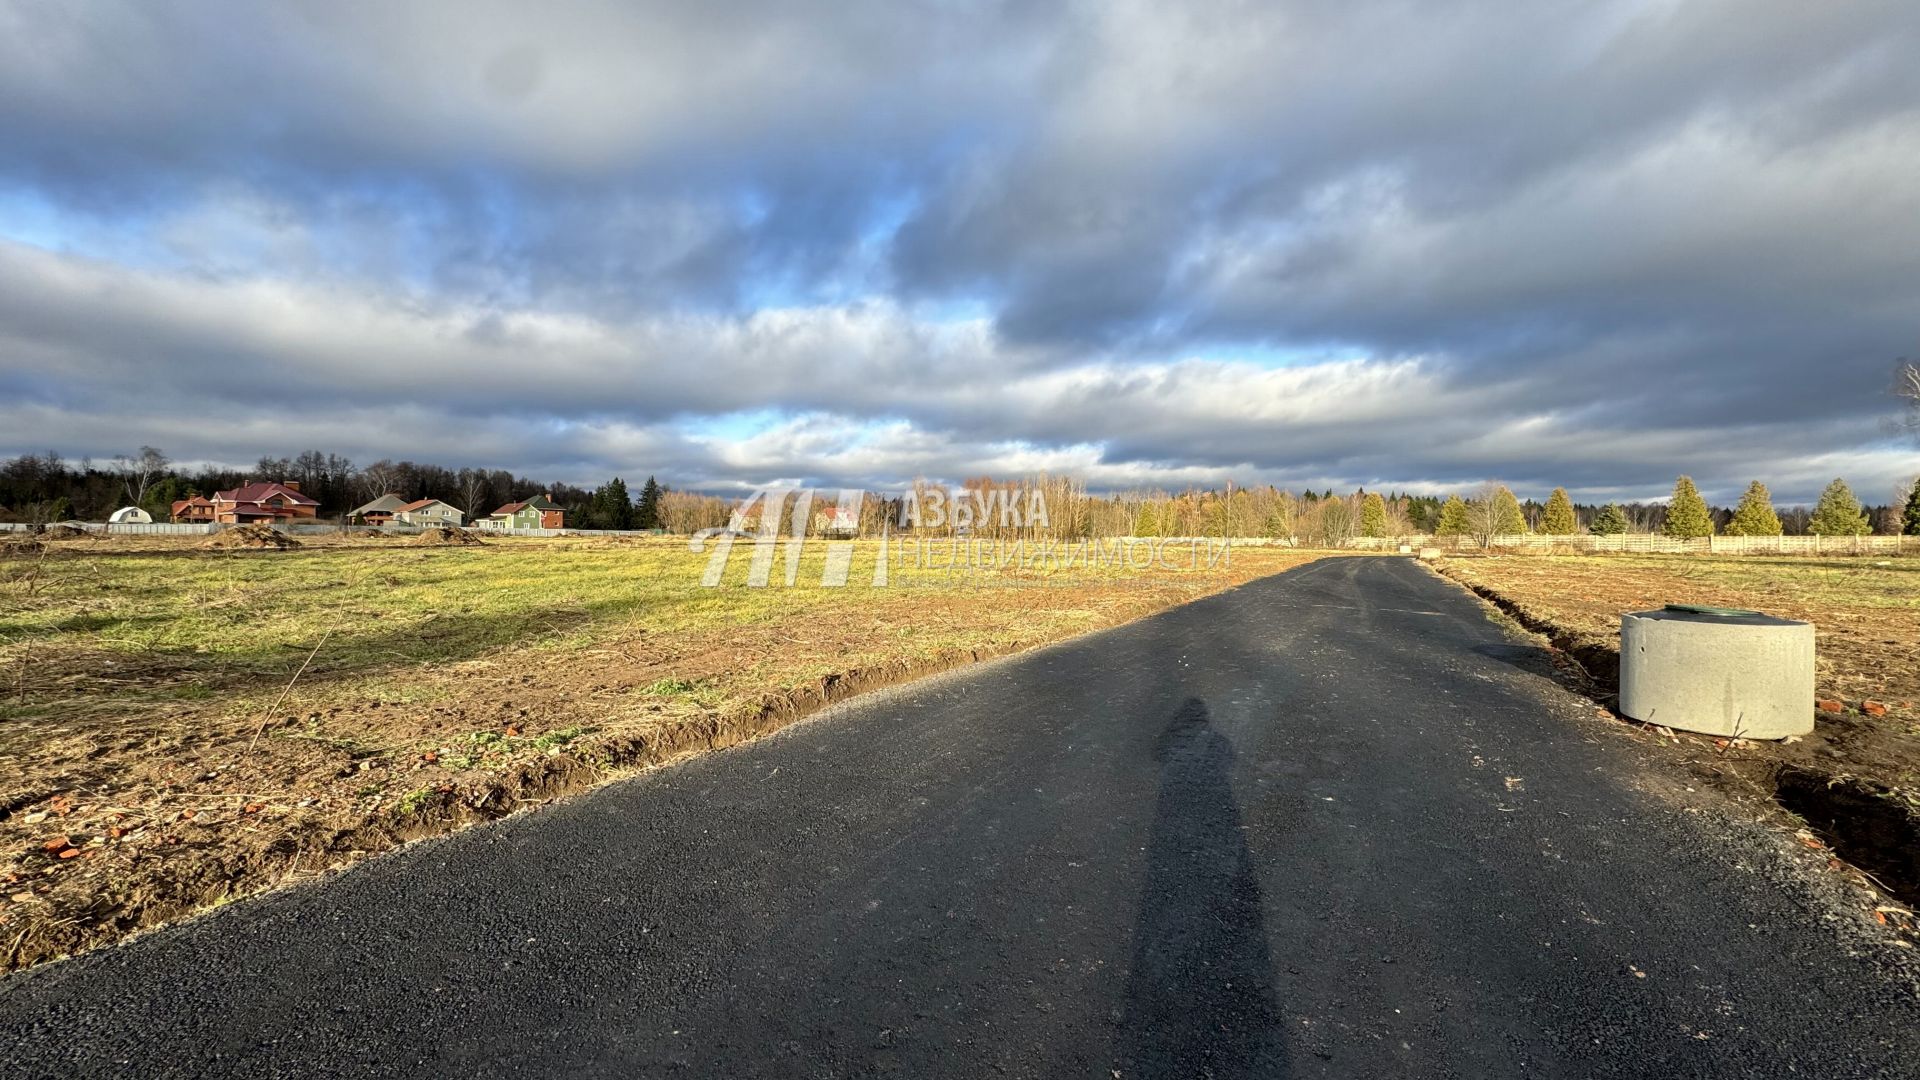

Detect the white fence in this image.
[1340,533,1920,555]
[0,521,217,536]
[8,519,1915,555]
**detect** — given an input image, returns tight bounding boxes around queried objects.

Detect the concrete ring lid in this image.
[1625,605,1808,628]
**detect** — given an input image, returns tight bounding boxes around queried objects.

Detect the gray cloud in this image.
[0,0,1916,504]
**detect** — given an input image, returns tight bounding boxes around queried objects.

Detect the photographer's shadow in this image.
[1116,698,1287,1077]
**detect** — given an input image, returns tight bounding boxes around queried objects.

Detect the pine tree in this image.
[1904,481,1920,537]
[1662,476,1714,538]
[1590,504,1629,535]
[1360,492,1388,537]
[1723,481,1782,536]
[1133,503,1160,537]
[587,477,633,530]
[1435,495,1471,536]
[1808,478,1870,536]
[1492,486,1528,534]
[635,476,663,530]
[1541,487,1578,535]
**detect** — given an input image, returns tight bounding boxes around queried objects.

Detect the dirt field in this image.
[1439,553,1920,911]
[0,532,1329,972]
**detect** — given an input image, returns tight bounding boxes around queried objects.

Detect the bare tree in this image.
[1264,490,1298,543]
[1466,481,1524,550]
[112,446,169,506]
[457,468,490,516]
[1897,359,1920,439]
[358,459,400,501]
[1301,494,1358,548]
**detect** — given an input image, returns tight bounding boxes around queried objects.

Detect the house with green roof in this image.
[487,494,565,530]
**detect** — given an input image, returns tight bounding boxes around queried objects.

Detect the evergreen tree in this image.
[635,475,663,530]
[1590,503,1629,534]
[1904,481,1920,537]
[1360,492,1388,537]
[1134,503,1160,537]
[1808,478,1870,536]
[1435,495,1471,536]
[1541,487,1578,534]
[1723,481,1782,536]
[143,475,187,517]
[1662,476,1714,538]
[589,477,634,530]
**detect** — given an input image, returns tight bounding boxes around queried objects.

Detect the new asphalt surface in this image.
[4,557,1918,1077]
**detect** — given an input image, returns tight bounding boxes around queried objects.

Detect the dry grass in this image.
[0,533,1330,972]
[1442,554,1920,714]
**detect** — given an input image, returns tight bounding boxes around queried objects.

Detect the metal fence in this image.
[0,521,218,536]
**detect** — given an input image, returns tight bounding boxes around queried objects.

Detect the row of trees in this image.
[1421,476,1917,543]
[7,447,1916,542]
[757,475,1919,544]
[0,448,682,531]
[575,477,666,530]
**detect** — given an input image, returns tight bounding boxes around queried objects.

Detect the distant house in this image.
[349,494,409,525]
[209,481,320,525]
[108,506,153,524]
[487,494,565,530]
[395,498,464,528]
[170,496,218,524]
[814,505,860,537]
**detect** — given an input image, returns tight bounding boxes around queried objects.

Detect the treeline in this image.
[754,474,1920,543]
[0,448,692,531]
[1423,476,1918,542]
[7,450,1915,541]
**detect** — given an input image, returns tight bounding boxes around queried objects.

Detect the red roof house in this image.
[209,481,320,524]
[170,496,219,524]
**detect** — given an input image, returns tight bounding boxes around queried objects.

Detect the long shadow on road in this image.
[1117,697,1288,1077]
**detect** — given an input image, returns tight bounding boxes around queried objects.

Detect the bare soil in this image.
[412,526,484,546]
[0,536,1328,972]
[197,525,301,550]
[1438,553,1920,915]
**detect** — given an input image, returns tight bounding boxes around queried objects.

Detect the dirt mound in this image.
[414,526,485,546]
[41,524,92,539]
[198,525,300,550]
[0,537,46,556]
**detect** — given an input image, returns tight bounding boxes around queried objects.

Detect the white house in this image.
[107,506,153,524]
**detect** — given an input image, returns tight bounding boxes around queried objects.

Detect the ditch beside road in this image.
[3,557,1917,1077]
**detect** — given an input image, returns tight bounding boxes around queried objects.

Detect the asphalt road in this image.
[4,557,1918,1077]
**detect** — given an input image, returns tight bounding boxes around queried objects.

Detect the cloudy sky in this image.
[2,1,1916,503]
